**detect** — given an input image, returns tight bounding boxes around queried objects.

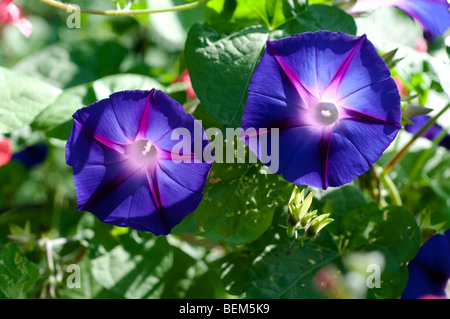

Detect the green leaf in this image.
[280,4,357,35]
[195,160,291,244]
[159,238,227,299]
[185,24,269,127]
[0,67,61,134]
[13,41,128,89]
[58,258,125,299]
[160,244,208,298]
[92,73,164,100]
[12,45,84,89]
[76,213,122,254]
[0,161,29,209]
[31,84,96,140]
[205,0,263,34]
[370,206,421,267]
[221,187,421,299]
[146,0,205,47]
[385,147,450,231]
[191,103,225,131]
[90,235,173,299]
[402,104,433,119]
[0,243,39,299]
[436,61,450,99]
[205,0,293,33]
[309,0,333,4]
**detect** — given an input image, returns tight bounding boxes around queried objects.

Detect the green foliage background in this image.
[0,0,449,299]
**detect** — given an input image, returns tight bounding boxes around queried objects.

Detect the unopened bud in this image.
[305,213,334,238]
[285,186,333,240]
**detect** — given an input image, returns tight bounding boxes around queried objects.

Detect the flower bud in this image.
[305,213,334,238]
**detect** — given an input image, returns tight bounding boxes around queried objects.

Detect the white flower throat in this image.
[314,102,339,126]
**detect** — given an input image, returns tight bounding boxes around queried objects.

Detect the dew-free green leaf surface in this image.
[0,67,61,134]
[0,243,39,299]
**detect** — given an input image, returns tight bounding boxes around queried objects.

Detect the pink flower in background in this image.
[0,138,12,167]
[173,70,197,100]
[392,75,408,97]
[414,38,428,53]
[0,0,33,38]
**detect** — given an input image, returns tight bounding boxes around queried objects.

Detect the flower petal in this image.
[108,90,152,141]
[405,115,450,150]
[314,31,367,96]
[72,165,107,212]
[154,165,205,231]
[145,89,191,143]
[0,2,33,38]
[411,231,450,279]
[0,1,13,22]
[72,163,170,235]
[242,92,309,130]
[322,34,393,102]
[349,0,450,41]
[338,77,401,124]
[72,97,131,148]
[326,129,371,187]
[402,230,450,299]
[333,118,400,166]
[108,89,192,144]
[66,122,128,168]
[122,181,167,234]
[401,262,448,299]
[248,35,318,107]
[395,0,450,41]
[11,143,48,168]
[265,40,318,107]
[280,127,326,189]
[157,159,211,193]
[0,138,12,167]
[152,113,210,163]
[243,126,310,176]
[73,161,176,235]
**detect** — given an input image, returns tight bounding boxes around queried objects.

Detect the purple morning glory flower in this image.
[242,31,401,190]
[66,89,212,235]
[405,114,450,149]
[349,0,450,41]
[12,142,48,168]
[402,230,450,299]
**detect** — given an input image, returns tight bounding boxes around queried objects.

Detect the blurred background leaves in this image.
[0,0,448,299]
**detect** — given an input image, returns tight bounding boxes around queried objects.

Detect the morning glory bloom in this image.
[12,143,48,168]
[242,31,401,190]
[402,230,450,299]
[349,0,450,41]
[405,114,450,150]
[66,89,212,235]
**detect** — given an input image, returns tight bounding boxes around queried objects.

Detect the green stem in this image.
[379,169,402,206]
[383,103,450,175]
[39,0,210,16]
[408,126,449,183]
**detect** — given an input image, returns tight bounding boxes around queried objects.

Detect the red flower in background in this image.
[0,0,33,38]
[414,37,428,53]
[173,70,197,100]
[392,75,408,97]
[0,138,12,167]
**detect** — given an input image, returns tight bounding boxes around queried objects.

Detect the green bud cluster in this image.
[286,186,334,240]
